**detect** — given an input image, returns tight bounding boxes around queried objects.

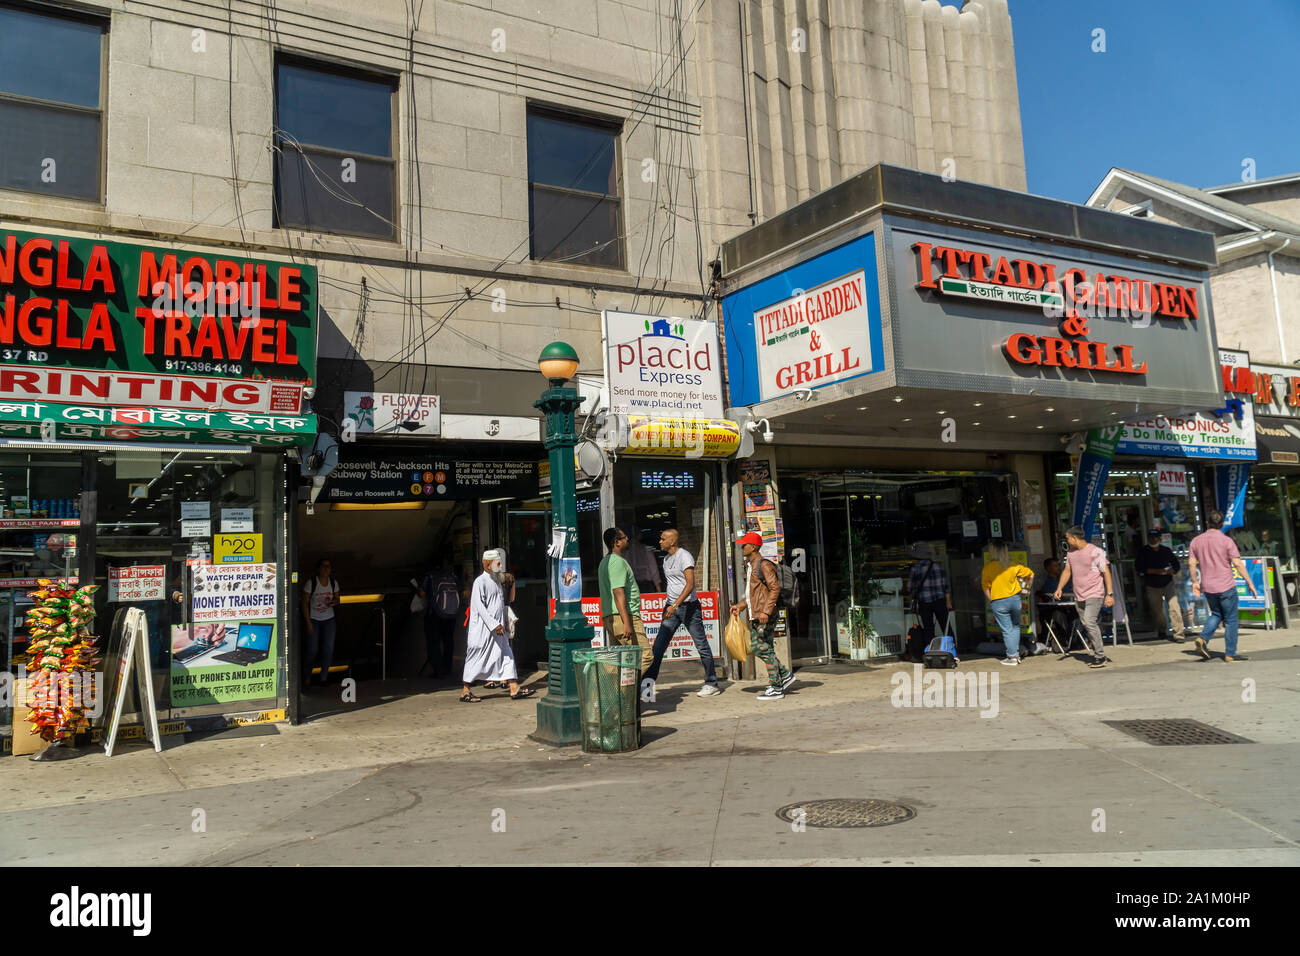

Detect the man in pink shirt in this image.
[1188,509,1257,662]
[1054,525,1115,668]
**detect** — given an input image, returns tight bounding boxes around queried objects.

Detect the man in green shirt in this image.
[598,527,655,700]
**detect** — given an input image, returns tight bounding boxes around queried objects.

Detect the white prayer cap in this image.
[482,549,498,562]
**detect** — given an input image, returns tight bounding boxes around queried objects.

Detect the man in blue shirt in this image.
[906,542,951,657]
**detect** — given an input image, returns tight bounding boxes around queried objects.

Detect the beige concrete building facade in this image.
[1,0,1026,397]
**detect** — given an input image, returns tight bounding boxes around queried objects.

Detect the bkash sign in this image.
[604,312,724,419]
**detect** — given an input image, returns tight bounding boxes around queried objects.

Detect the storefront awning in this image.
[0,400,316,447]
[1254,420,1300,468]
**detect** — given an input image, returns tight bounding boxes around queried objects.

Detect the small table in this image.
[1036,600,1084,655]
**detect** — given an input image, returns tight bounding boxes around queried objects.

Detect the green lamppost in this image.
[533,341,593,745]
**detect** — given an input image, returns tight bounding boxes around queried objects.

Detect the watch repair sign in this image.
[0,228,318,412]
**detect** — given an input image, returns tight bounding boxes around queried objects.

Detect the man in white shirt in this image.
[641,528,720,699]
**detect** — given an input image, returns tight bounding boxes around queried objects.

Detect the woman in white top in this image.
[300,558,340,687]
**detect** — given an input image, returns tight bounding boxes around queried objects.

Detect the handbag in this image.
[507,606,519,639]
[724,613,750,660]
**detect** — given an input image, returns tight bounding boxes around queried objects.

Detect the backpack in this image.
[308,576,337,598]
[432,575,460,620]
[775,562,800,608]
[758,559,787,608]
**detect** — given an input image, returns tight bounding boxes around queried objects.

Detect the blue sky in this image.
[1008,0,1300,203]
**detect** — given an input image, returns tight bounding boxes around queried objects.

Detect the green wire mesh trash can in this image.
[572,646,641,753]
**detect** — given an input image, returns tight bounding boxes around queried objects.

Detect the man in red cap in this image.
[729,532,795,699]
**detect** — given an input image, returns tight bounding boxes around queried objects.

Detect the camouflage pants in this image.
[750,618,788,688]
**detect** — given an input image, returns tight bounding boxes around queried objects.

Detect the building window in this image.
[0,4,105,201]
[274,57,397,240]
[527,107,624,269]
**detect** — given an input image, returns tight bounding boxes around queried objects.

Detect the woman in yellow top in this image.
[981,542,1034,666]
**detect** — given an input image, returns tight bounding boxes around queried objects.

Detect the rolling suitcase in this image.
[923,615,959,669]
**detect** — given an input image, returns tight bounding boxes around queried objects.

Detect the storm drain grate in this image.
[775,799,916,828]
[1103,719,1253,746]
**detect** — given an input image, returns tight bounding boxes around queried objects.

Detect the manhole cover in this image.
[1103,719,1253,746]
[775,799,916,828]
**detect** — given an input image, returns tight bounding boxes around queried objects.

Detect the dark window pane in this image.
[276,144,395,240]
[0,7,102,108]
[527,112,618,195]
[276,63,393,157]
[0,99,100,199]
[529,185,622,268]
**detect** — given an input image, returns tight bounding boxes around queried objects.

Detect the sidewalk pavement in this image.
[3,627,1299,865]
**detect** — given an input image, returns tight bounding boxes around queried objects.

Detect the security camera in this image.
[302,386,316,400]
[792,388,814,402]
[746,418,774,443]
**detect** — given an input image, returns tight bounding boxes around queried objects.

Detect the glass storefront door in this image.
[785,470,1019,662]
[779,479,830,662]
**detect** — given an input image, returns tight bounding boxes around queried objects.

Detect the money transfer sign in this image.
[107,565,165,602]
[605,312,724,419]
[190,562,277,622]
[1116,402,1256,460]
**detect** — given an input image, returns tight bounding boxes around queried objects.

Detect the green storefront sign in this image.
[0,227,317,386]
[0,400,316,445]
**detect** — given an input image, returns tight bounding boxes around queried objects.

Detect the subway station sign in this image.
[0,229,318,414]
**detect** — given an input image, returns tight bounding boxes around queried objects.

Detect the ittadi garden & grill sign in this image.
[912,240,1201,376]
[0,229,318,414]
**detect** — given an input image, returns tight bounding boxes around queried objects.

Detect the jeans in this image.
[990,595,1023,658]
[1201,588,1240,657]
[644,599,717,684]
[1076,597,1105,655]
[749,618,788,688]
[424,614,456,675]
[304,616,337,684]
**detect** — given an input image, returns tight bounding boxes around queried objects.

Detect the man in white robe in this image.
[461,549,533,701]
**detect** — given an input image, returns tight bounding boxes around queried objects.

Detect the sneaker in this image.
[1088,656,1107,668]
[781,669,797,690]
[639,678,656,703]
[1224,654,1249,662]
[999,656,1019,666]
[757,686,785,700]
[697,683,722,697]
[1193,637,1210,660]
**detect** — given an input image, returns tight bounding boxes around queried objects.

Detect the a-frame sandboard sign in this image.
[103,607,161,757]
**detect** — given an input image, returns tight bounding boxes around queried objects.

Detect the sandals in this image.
[484,681,504,689]
[509,687,535,700]
[459,692,483,703]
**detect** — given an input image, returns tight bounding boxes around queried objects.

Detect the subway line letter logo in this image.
[753,269,872,401]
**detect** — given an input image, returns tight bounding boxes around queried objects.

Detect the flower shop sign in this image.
[343,391,440,437]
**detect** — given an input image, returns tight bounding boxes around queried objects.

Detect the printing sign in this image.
[605,312,724,419]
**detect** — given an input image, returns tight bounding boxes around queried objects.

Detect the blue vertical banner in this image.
[1072,426,1122,540]
[1215,463,1250,529]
